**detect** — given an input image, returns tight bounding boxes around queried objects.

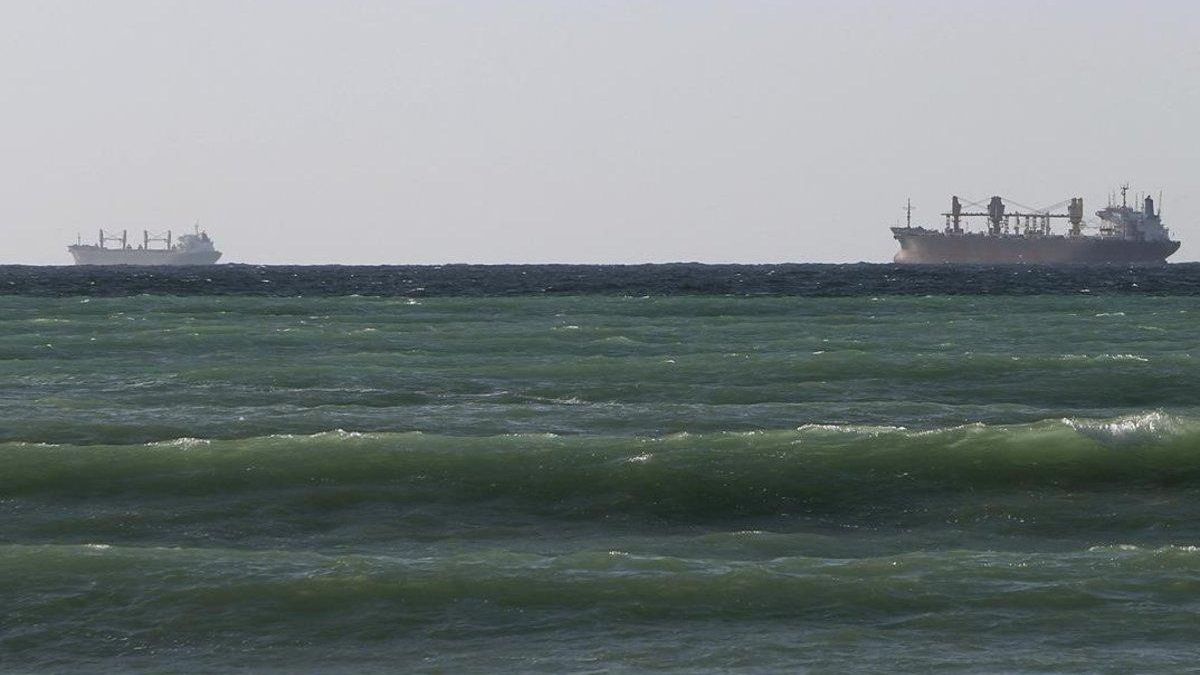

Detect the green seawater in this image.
[4,295,1200,672]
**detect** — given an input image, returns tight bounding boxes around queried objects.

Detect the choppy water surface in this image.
[4,268,1200,672]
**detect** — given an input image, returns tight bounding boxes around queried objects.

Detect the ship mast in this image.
[905,199,913,228]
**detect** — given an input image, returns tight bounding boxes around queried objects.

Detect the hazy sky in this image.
[2,0,1198,264]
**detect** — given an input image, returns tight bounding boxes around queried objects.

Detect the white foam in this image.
[1059,353,1149,363]
[1064,411,1185,443]
[795,423,907,437]
[1088,544,1200,554]
[147,437,212,449]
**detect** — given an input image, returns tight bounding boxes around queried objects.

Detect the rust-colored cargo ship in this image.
[892,186,1180,264]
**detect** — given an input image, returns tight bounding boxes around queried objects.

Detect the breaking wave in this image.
[4,413,1199,518]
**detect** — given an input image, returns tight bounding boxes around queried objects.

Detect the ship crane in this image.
[144,230,174,251]
[942,196,1085,236]
[97,229,129,250]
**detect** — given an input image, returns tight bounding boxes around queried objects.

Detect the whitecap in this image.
[1058,353,1148,363]
[314,429,367,439]
[147,437,212,449]
[1064,411,1185,443]
[1102,354,1149,362]
[1088,544,1200,554]
[1087,544,1142,552]
[795,423,906,437]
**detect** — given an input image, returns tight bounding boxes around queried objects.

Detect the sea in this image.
[4,263,1200,673]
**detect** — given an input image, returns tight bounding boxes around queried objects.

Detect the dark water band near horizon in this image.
[4,262,1200,296]
[4,266,1200,672]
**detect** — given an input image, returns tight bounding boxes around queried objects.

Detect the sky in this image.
[1,0,1198,264]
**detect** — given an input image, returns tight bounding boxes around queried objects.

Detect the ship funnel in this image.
[1144,195,1155,217]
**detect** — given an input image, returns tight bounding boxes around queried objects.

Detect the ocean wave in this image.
[1059,353,1150,362]
[4,541,1198,673]
[1064,411,1187,443]
[1086,544,1200,554]
[4,543,1197,624]
[4,414,1200,517]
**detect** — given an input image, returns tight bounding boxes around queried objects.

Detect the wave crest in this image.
[4,414,1200,517]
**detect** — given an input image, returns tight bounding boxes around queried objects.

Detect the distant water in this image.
[4,262,1200,296]
[5,266,1200,672]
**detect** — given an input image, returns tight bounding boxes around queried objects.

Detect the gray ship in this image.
[69,226,222,265]
[892,186,1180,264]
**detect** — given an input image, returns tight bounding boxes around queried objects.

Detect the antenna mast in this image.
[904,199,913,228]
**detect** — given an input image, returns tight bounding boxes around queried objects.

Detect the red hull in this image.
[892,228,1180,264]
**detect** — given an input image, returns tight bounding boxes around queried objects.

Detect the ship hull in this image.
[892,228,1180,264]
[68,247,221,266]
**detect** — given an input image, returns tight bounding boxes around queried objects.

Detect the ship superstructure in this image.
[69,225,222,265]
[891,186,1180,264]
